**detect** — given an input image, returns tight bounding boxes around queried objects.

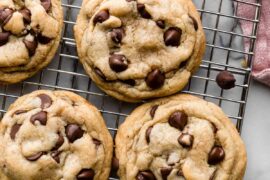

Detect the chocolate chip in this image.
[179,60,188,69]
[65,124,84,143]
[150,105,158,118]
[168,111,188,130]
[94,68,105,80]
[0,8,13,25]
[92,138,101,147]
[136,171,156,180]
[10,124,21,140]
[40,0,51,12]
[156,20,165,29]
[160,167,172,180]
[112,156,119,171]
[109,54,128,72]
[93,10,110,25]
[23,38,38,56]
[216,71,236,90]
[37,94,52,109]
[137,3,151,19]
[77,169,95,180]
[0,32,10,46]
[51,150,61,163]
[211,123,217,134]
[145,126,153,144]
[146,69,165,89]
[208,146,225,165]
[111,28,124,44]
[30,111,47,126]
[53,133,64,150]
[26,152,43,161]
[177,169,184,177]
[189,15,198,31]
[178,133,194,148]
[19,8,31,23]
[37,33,51,44]
[122,79,136,86]
[210,169,217,180]
[164,27,182,47]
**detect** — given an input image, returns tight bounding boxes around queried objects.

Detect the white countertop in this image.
[242,80,270,179]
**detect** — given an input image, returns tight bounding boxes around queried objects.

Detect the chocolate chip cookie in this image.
[0,0,63,84]
[0,90,113,180]
[115,94,246,180]
[74,0,206,102]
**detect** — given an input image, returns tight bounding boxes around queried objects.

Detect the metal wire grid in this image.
[0,1,261,178]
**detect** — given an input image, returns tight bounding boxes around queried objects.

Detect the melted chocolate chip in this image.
[37,33,52,44]
[146,69,165,89]
[51,150,61,163]
[189,15,198,31]
[53,133,64,150]
[0,32,10,46]
[30,111,47,125]
[109,54,128,72]
[160,167,172,180]
[26,152,43,161]
[111,28,125,44]
[37,94,52,109]
[216,71,236,90]
[19,8,31,24]
[179,60,188,69]
[136,171,156,180]
[93,10,110,25]
[112,156,119,171]
[208,146,225,165]
[23,38,38,56]
[92,138,101,147]
[65,124,84,143]
[0,8,13,25]
[168,111,188,130]
[10,124,21,140]
[178,133,194,148]
[94,68,106,80]
[137,3,151,19]
[122,79,136,86]
[77,169,95,180]
[150,105,158,118]
[164,27,182,47]
[40,0,51,12]
[156,20,165,29]
[145,126,153,144]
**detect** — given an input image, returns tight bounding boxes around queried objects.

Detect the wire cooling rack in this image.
[0,1,261,176]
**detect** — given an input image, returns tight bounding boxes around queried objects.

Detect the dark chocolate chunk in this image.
[145,126,153,144]
[164,27,182,47]
[146,69,165,89]
[189,15,198,31]
[208,146,225,165]
[65,124,84,143]
[37,33,52,44]
[160,167,172,180]
[156,20,165,29]
[109,54,128,72]
[179,60,188,69]
[111,28,125,44]
[111,156,119,171]
[216,71,236,90]
[19,8,31,23]
[0,8,13,25]
[137,3,151,19]
[150,105,158,118]
[178,133,194,148]
[168,111,188,130]
[10,124,21,140]
[53,133,64,150]
[26,152,43,161]
[77,169,95,180]
[0,32,10,46]
[51,150,61,163]
[94,68,106,80]
[40,0,51,12]
[92,138,101,147]
[122,79,136,86]
[37,94,52,109]
[30,111,47,125]
[23,38,38,56]
[136,171,156,180]
[93,10,110,25]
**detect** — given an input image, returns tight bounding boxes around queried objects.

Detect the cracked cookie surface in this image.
[0,90,113,180]
[115,94,246,180]
[0,0,63,84]
[74,0,205,102]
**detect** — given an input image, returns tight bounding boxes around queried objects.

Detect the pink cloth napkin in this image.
[237,0,270,86]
